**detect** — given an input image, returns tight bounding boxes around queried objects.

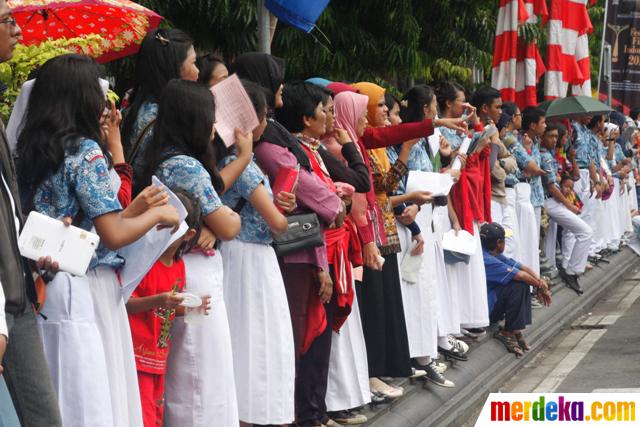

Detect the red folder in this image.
[272,165,300,212]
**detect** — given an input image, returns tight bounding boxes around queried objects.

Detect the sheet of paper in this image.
[427,127,441,158]
[405,170,455,197]
[210,73,260,147]
[119,177,188,300]
[152,176,188,222]
[442,229,477,256]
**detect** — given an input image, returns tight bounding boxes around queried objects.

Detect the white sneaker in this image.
[448,335,469,354]
[432,360,448,374]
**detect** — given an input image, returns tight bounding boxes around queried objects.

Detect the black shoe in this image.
[438,345,468,361]
[565,274,584,295]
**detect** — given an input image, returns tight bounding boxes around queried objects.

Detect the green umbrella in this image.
[537,96,612,119]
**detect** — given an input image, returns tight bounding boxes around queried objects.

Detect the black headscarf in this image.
[231,52,285,109]
[231,53,310,170]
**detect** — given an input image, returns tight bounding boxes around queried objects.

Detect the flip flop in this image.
[515,332,531,351]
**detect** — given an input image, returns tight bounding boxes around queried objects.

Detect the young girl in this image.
[143,79,249,426]
[127,190,211,427]
[217,80,296,426]
[16,54,180,427]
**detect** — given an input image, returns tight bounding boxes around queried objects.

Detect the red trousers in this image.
[137,371,165,427]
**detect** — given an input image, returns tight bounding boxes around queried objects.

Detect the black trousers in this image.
[490,280,532,331]
[356,253,411,378]
[279,262,335,427]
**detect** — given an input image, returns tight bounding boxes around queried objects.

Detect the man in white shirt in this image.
[0,1,62,425]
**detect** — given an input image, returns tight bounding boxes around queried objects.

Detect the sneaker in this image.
[424,362,455,388]
[330,410,367,425]
[325,420,344,427]
[447,335,469,353]
[431,360,448,374]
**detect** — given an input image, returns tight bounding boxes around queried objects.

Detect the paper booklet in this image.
[118,177,188,300]
[406,170,455,197]
[18,211,100,277]
[210,73,260,147]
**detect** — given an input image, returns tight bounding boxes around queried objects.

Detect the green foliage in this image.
[121,1,606,94]
[0,35,104,120]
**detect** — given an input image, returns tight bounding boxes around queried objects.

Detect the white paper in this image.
[427,127,441,158]
[17,211,100,276]
[152,176,188,222]
[210,73,260,147]
[405,170,455,197]
[119,178,188,300]
[442,229,477,256]
[451,135,472,170]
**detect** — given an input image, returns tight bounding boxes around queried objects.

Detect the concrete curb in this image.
[361,248,639,427]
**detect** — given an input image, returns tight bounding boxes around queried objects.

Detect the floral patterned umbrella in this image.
[7,0,162,62]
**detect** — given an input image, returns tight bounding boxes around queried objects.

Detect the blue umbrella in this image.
[265,0,330,33]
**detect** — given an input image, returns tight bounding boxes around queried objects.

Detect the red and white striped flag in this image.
[492,0,547,109]
[544,0,595,99]
[514,0,548,108]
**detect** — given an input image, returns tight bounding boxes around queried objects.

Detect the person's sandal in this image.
[514,332,531,351]
[494,331,524,358]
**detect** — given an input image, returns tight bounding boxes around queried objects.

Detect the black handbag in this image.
[272,213,324,257]
[230,186,323,257]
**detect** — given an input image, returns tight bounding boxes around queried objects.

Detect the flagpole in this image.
[597,0,609,99]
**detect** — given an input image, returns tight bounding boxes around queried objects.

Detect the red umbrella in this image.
[7,0,162,62]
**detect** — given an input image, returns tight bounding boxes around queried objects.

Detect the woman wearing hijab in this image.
[350,81,445,397]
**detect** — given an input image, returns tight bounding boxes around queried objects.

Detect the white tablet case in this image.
[18,211,100,276]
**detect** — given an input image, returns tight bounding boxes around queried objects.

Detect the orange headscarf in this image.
[352,82,386,126]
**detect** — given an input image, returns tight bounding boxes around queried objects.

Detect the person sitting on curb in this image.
[480,223,552,358]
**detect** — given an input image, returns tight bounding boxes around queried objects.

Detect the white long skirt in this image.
[515,183,540,275]
[164,252,238,427]
[453,221,489,329]
[88,267,142,427]
[221,240,295,425]
[432,206,462,336]
[398,208,438,358]
[38,272,113,427]
[325,293,371,412]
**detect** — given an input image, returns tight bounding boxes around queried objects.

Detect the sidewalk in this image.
[361,248,640,427]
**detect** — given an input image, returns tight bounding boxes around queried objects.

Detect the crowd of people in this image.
[1,4,640,426]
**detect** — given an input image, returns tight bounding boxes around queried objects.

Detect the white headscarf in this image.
[6,78,110,153]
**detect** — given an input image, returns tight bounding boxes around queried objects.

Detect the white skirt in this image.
[515,183,540,275]
[88,267,142,427]
[453,221,489,329]
[431,206,462,336]
[164,251,239,427]
[221,240,295,425]
[38,272,113,427]
[398,208,438,358]
[325,292,371,412]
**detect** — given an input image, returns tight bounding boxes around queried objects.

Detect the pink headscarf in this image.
[334,91,369,147]
[333,91,380,239]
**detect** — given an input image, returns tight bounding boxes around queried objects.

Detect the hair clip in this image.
[400,99,409,108]
[155,32,170,46]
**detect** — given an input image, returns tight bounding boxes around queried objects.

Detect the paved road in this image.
[501,270,640,394]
